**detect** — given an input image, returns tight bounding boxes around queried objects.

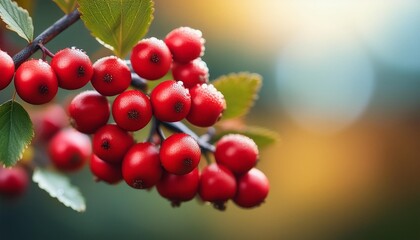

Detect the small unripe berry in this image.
[68,91,110,134]
[130,37,172,80]
[234,168,269,208]
[14,59,58,105]
[91,56,131,96]
[48,129,92,172]
[160,133,201,175]
[187,84,226,127]
[90,154,123,184]
[92,124,134,164]
[172,58,209,88]
[215,134,259,175]
[112,90,152,131]
[51,47,93,90]
[0,49,15,90]
[122,142,162,189]
[150,80,191,122]
[0,167,28,198]
[165,27,205,63]
[199,163,236,210]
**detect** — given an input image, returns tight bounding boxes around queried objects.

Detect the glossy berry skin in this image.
[199,163,237,210]
[234,168,269,208]
[90,154,122,184]
[91,56,131,96]
[130,37,172,80]
[14,59,58,105]
[122,142,162,189]
[112,90,152,131]
[32,104,68,142]
[68,91,110,134]
[150,80,191,122]
[51,47,93,90]
[160,133,201,175]
[93,124,134,164]
[0,167,28,198]
[215,134,259,175]
[0,50,15,90]
[172,58,209,88]
[156,168,199,206]
[187,84,226,127]
[48,129,92,172]
[164,27,204,63]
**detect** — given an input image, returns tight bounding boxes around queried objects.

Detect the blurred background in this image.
[2,0,420,239]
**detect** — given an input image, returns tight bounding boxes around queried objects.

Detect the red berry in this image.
[199,163,236,210]
[122,142,162,189]
[32,104,68,142]
[156,168,199,206]
[48,129,92,172]
[215,134,259,175]
[51,47,93,90]
[164,27,204,63]
[92,124,134,164]
[130,37,172,80]
[90,154,122,184]
[14,59,58,105]
[112,90,152,131]
[68,91,110,134]
[187,84,226,127]
[234,168,269,208]
[160,133,201,175]
[0,49,15,90]
[91,56,131,96]
[172,58,209,88]
[150,80,191,122]
[0,167,28,198]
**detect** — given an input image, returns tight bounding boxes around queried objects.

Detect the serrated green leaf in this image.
[78,0,154,58]
[0,100,34,167]
[52,0,77,14]
[0,0,33,42]
[215,126,279,149]
[33,168,86,212]
[213,72,262,120]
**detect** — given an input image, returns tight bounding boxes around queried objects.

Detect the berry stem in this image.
[38,43,55,60]
[12,9,81,68]
[161,121,215,153]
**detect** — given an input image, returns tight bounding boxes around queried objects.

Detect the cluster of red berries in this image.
[0,27,269,210]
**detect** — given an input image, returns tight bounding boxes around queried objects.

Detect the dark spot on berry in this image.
[70,154,81,165]
[38,84,49,95]
[101,140,111,150]
[103,73,113,83]
[150,53,159,63]
[133,179,145,189]
[212,201,227,211]
[183,158,193,167]
[174,102,184,113]
[127,110,139,120]
[77,66,85,77]
[171,200,181,208]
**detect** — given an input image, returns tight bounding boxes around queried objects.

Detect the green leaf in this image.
[0,0,33,42]
[212,72,262,120]
[33,168,86,212]
[78,0,154,58]
[52,0,77,14]
[215,126,279,149]
[0,100,34,167]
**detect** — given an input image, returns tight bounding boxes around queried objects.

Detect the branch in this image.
[12,9,81,68]
[161,121,216,153]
